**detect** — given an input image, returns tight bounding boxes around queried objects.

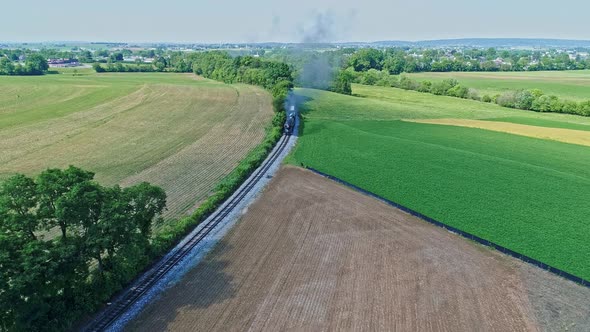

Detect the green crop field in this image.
[290,84,590,280]
[405,71,590,101]
[0,69,273,219]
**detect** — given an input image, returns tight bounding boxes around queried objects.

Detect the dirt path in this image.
[130,166,589,332]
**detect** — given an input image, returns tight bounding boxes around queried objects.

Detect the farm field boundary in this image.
[404,118,590,147]
[407,71,590,101]
[306,167,590,288]
[86,125,298,331]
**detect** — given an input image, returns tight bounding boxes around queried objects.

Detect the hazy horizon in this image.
[1,0,588,43]
[3,37,590,45]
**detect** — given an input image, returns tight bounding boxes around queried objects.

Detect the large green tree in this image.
[0,166,166,331]
[331,69,353,95]
[348,48,384,72]
[24,54,48,75]
[0,57,15,75]
[0,175,39,240]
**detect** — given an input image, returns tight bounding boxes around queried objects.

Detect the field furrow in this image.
[0,73,273,222]
[128,167,590,331]
[291,86,590,281]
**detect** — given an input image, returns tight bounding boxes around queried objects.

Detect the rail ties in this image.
[84,134,290,332]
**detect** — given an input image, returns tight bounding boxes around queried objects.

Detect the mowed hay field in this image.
[290,85,590,281]
[406,70,590,100]
[130,167,590,331]
[406,118,590,146]
[0,70,273,219]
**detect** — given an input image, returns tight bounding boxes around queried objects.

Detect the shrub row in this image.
[79,52,292,329]
[0,54,49,76]
[351,69,590,117]
[345,47,590,75]
[151,110,285,254]
[151,52,292,253]
[93,62,157,73]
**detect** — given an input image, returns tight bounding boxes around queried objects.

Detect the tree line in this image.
[0,54,49,76]
[93,51,297,111]
[251,45,590,116]
[92,50,353,96]
[141,50,294,259]
[92,62,157,73]
[141,51,293,293]
[351,71,590,117]
[0,166,166,331]
[261,47,590,96]
[264,49,352,94]
[190,51,294,108]
[346,47,590,74]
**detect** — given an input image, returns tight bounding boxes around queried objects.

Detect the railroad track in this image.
[84,133,292,332]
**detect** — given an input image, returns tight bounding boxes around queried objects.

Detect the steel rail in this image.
[84,133,291,332]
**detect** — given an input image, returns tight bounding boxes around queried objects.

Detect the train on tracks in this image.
[284,105,296,135]
[83,105,297,332]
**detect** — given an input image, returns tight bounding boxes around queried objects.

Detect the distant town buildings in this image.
[47,58,80,68]
[122,56,154,63]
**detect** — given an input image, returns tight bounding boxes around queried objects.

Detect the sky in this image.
[1,0,589,43]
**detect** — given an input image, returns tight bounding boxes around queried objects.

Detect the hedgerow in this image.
[350,70,590,117]
[151,110,284,254]
[96,52,292,331]
[151,52,291,255]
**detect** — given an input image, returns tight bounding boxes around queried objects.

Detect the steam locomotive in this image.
[284,106,296,135]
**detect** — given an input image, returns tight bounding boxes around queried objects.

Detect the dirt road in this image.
[130,166,589,331]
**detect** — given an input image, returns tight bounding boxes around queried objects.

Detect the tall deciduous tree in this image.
[24,53,48,75]
[37,166,94,240]
[0,57,15,75]
[348,48,384,72]
[126,182,166,239]
[0,166,166,331]
[0,175,38,240]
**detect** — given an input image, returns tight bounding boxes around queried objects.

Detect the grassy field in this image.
[0,69,273,219]
[407,118,590,147]
[290,84,590,281]
[405,71,590,101]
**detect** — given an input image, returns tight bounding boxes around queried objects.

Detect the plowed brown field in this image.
[130,166,590,332]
